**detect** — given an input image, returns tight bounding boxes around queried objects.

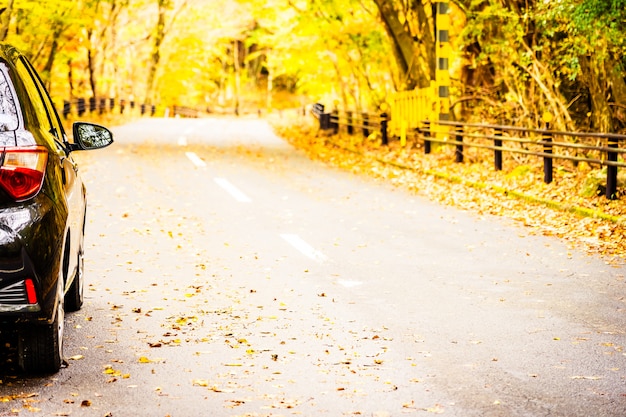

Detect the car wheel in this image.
[65,248,84,312]
[18,291,64,374]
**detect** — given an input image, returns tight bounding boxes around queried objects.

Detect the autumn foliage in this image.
[0,0,622,134]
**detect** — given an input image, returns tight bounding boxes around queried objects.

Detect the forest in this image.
[0,0,624,133]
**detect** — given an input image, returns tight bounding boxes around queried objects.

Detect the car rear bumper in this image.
[0,198,63,324]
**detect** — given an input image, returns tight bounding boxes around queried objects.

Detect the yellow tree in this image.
[144,0,188,104]
[370,0,436,90]
[239,0,394,111]
[0,0,14,41]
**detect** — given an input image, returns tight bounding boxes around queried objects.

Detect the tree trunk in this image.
[233,40,241,115]
[581,56,613,133]
[42,37,59,90]
[145,1,168,105]
[0,0,14,41]
[608,60,626,130]
[67,59,74,100]
[87,46,97,99]
[372,0,432,90]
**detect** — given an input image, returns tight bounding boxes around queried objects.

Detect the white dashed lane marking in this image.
[280,234,327,262]
[184,150,329,262]
[185,152,206,167]
[214,178,252,203]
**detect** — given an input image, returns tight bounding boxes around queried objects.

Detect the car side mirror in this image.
[71,122,114,151]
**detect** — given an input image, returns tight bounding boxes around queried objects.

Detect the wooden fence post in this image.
[606,136,619,199]
[543,124,553,184]
[347,111,354,135]
[77,98,86,116]
[381,113,389,145]
[455,124,464,163]
[362,113,370,137]
[494,127,503,171]
[62,100,70,119]
[423,121,431,154]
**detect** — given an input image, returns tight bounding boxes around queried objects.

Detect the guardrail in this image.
[420,120,626,199]
[310,103,625,200]
[311,103,389,144]
[60,97,157,118]
[58,98,264,119]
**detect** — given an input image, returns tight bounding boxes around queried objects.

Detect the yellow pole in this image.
[435,0,451,137]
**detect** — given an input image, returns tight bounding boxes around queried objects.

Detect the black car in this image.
[0,44,113,373]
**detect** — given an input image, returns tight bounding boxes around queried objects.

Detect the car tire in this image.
[65,248,84,312]
[18,291,64,374]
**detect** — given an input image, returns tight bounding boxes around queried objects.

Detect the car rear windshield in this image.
[0,61,37,147]
[0,62,18,133]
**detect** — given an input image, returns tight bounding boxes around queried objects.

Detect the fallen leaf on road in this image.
[426,403,445,413]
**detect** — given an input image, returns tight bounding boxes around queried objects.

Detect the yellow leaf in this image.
[426,403,445,413]
[103,367,121,376]
[192,379,210,387]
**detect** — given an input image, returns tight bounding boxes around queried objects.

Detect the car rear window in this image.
[0,61,37,147]
[0,62,19,132]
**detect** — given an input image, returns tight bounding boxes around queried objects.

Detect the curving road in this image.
[1,116,625,416]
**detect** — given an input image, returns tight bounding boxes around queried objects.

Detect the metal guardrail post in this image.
[347,111,354,135]
[62,100,70,119]
[455,124,464,163]
[543,125,553,184]
[313,103,329,130]
[607,137,619,199]
[362,113,370,137]
[77,98,86,116]
[381,113,389,146]
[331,109,339,134]
[494,128,503,171]
[423,121,431,154]
[320,113,330,130]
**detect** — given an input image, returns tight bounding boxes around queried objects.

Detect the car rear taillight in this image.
[0,146,48,201]
[24,278,37,304]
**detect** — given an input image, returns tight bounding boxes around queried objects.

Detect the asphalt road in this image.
[1,116,625,417]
